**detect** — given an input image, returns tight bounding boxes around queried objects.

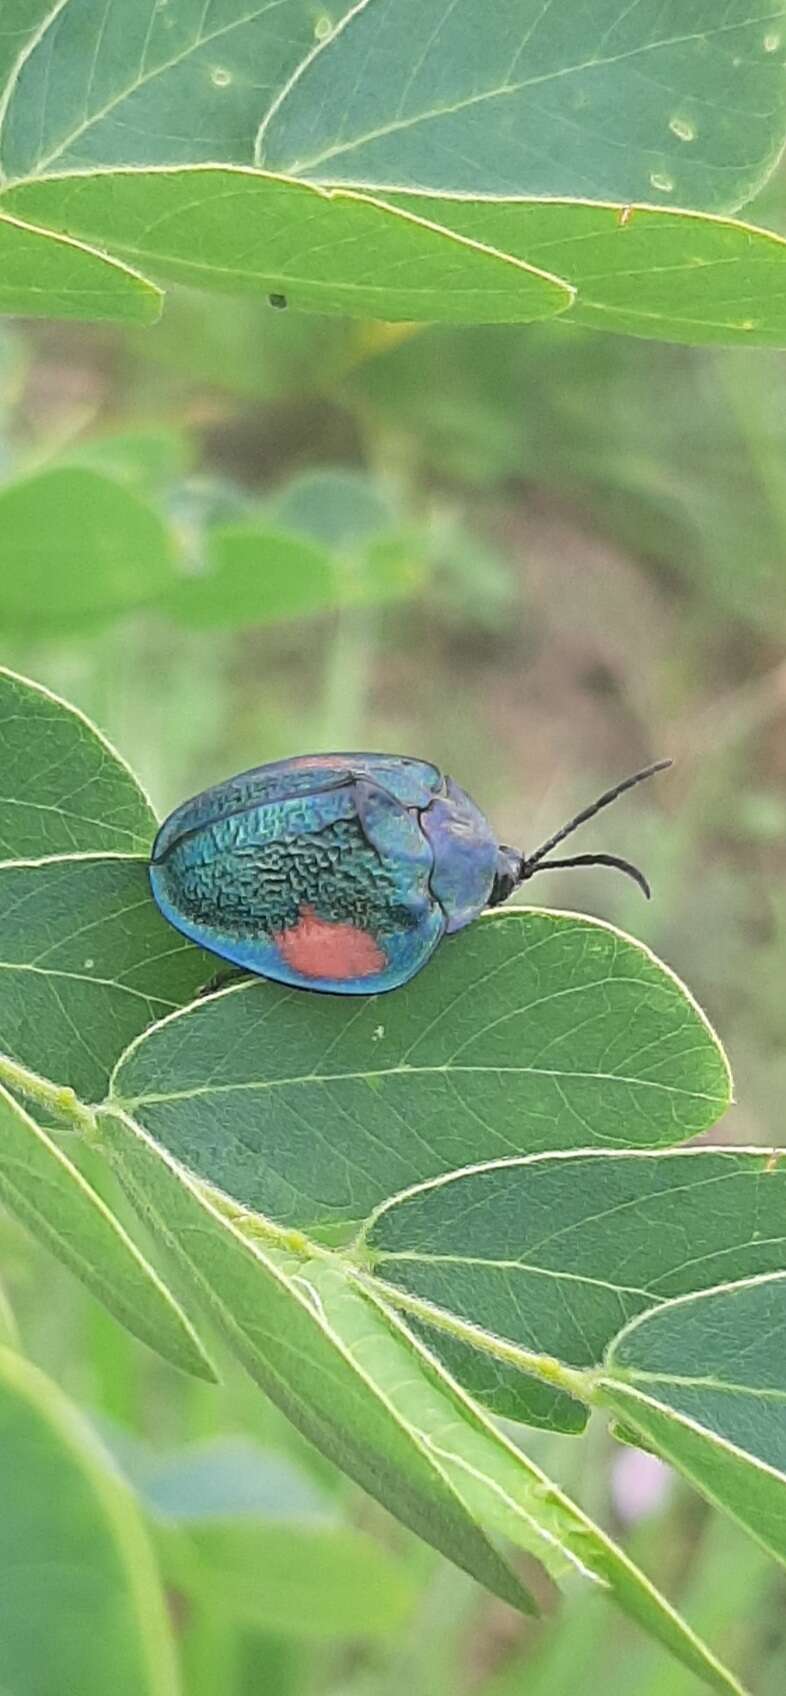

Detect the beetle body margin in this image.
[150,752,500,994]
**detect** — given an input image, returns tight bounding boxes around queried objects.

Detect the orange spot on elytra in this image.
[275,905,385,979]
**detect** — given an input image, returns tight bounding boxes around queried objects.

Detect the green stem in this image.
[191,1195,594,1408]
[0,1052,98,1141]
[319,604,376,746]
[186,1176,320,1262]
[345,1266,596,1407]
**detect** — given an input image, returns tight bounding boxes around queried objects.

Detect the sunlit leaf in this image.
[12,167,786,344]
[0,1344,179,1696]
[0,208,161,323]
[109,909,731,1233]
[3,7,786,340]
[0,666,155,858]
[3,168,573,325]
[599,1272,786,1568]
[382,195,786,346]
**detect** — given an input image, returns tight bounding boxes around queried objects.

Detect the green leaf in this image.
[382,196,786,347]
[598,1272,786,1569]
[117,1436,331,1523]
[109,909,731,1233]
[0,665,156,858]
[271,467,398,549]
[3,167,573,325]
[159,1518,416,1639]
[168,513,421,629]
[0,206,161,323]
[258,0,786,214]
[63,426,192,496]
[0,3,55,90]
[12,169,786,345]
[0,854,211,1099]
[186,466,423,626]
[0,1084,215,1380]
[5,13,786,341]
[0,466,177,633]
[360,1149,786,1432]
[0,0,359,179]
[102,1106,747,1696]
[0,1343,179,1696]
[164,528,340,629]
[396,1316,582,1437]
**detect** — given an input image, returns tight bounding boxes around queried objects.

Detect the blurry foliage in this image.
[2,158,786,1696]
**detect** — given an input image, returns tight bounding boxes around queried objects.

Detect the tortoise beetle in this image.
[150,754,669,996]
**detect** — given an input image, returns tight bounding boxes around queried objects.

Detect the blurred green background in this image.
[2,173,786,1695]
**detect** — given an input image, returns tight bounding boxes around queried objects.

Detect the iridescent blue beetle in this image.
[150,755,668,995]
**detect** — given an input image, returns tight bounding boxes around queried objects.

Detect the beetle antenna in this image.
[523,852,652,898]
[517,759,671,898]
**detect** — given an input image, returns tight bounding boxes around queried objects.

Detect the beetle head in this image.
[493,760,671,905]
[489,844,524,907]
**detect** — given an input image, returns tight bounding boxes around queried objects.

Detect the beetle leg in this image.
[197,964,254,998]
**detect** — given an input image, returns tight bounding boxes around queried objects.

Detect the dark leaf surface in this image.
[0,855,211,1099]
[600,1272,786,1567]
[110,910,731,1231]
[259,0,786,213]
[362,1149,786,1429]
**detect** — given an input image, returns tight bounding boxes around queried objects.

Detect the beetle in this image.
[150,754,669,996]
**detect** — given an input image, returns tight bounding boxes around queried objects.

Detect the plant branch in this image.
[0,1051,98,1141]
[346,1267,596,1406]
[194,1180,321,1261]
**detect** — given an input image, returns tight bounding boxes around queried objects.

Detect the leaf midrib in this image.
[613,1367,786,1402]
[374,1250,658,1301]
[35,219,560,300]
[0,790,147,847]
[0,959,184,1009]
[113,1062,727,1108]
